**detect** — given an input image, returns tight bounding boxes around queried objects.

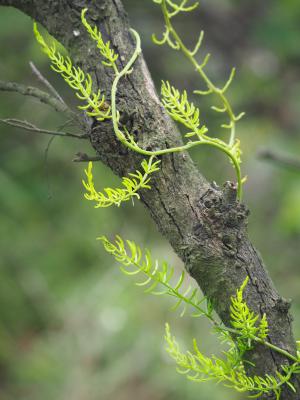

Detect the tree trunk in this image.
[1,0,299,398]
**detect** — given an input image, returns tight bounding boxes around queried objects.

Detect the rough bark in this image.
[1,0,299,398]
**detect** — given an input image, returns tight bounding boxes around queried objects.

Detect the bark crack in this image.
[153,183,184,240]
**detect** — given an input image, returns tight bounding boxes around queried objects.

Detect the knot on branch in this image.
[199,181,250,230]
[274,297,292,314]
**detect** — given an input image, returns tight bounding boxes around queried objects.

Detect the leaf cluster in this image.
[33,23,111,121]
[230,276,269,348]
[93,227,300,399]
[163,278,300,399]
[152,0,245,198]
[99,235,213,319]
[35,4,244,199]
[161,81,207,136]
[82,157,160,208]
[34,10,162,208]
[101,231,300,399]
[81,8,119,73]
[165,323,300,399]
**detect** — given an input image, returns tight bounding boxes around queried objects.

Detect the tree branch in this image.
[0,118,88,139]
[29,61,66,106]
[0,80,71,114]
[258,148,300,172]
[1,1,299,397]
[73,152,102,162]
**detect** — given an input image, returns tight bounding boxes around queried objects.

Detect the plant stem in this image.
[159,0,243,199]
[161,0,237,144]
[110,30,243,199]
[255,337,299,363]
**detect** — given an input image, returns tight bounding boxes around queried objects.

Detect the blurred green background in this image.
[0,1,300,399]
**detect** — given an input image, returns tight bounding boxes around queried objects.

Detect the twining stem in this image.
[111,29,205,156]
[106,234,297,363]
[222,326,299,363]
[110,29,242,199]
[153,0,243,198]
[113,242,215,322]
[161,0,237,146]
[255,337,299,363]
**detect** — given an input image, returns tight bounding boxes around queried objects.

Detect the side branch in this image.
[0,80,72,116]
[29,61,66,105]
[0,118,88,139]
[258,148,300,172]
[73,152,102,162]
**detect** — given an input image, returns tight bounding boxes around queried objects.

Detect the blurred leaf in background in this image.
[0,1,299,399]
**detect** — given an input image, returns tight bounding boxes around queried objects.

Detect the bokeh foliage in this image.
[0,1,300,399]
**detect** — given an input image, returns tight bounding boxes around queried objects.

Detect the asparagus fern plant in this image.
[33,1,300,398]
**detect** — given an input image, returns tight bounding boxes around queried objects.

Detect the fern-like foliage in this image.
[152,0,245,199]
[160,80,243,196]
[100,234,300,399]
[161,81,207,136]
[230,276,269,348]
[81,8,119,73]
[164,278,300,399]
[99,235,213,319]
[83,157,160,208]
[33,23,111,121]
[258,313,269,340]
[34,6,244,199]
[165,323,299,399]
[99,233,300,398]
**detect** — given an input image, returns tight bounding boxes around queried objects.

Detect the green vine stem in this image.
[224,327,300,364]
[102,235,299,365]
[254,337,299,363]
[102,236,300,397]
[159,0,244,146]
[151,0,244,199]
[111,29,204,156]
[111,29,243,199]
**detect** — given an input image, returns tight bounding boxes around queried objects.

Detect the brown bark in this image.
[0,0,299,398]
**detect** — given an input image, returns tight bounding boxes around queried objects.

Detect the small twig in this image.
[258,148,300,172]
[0,118,88,139]
[57,118,78,131]
[43,135,56,200]
[29,61,66,106]
[0,79,88,129]
[0,79,72,115]
[73,152,102,162]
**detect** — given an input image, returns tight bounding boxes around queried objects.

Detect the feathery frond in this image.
[81,8,119,74]
[258,314,269,340]
[33,23,111,121]
[230,277,270,348]
[100,235,212,319]
[165,322,298,399]
[152,0,245,198]
[161,81,207,137]
[83,157,160,208]
[230,277,259,346]
[163,277,300,399]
